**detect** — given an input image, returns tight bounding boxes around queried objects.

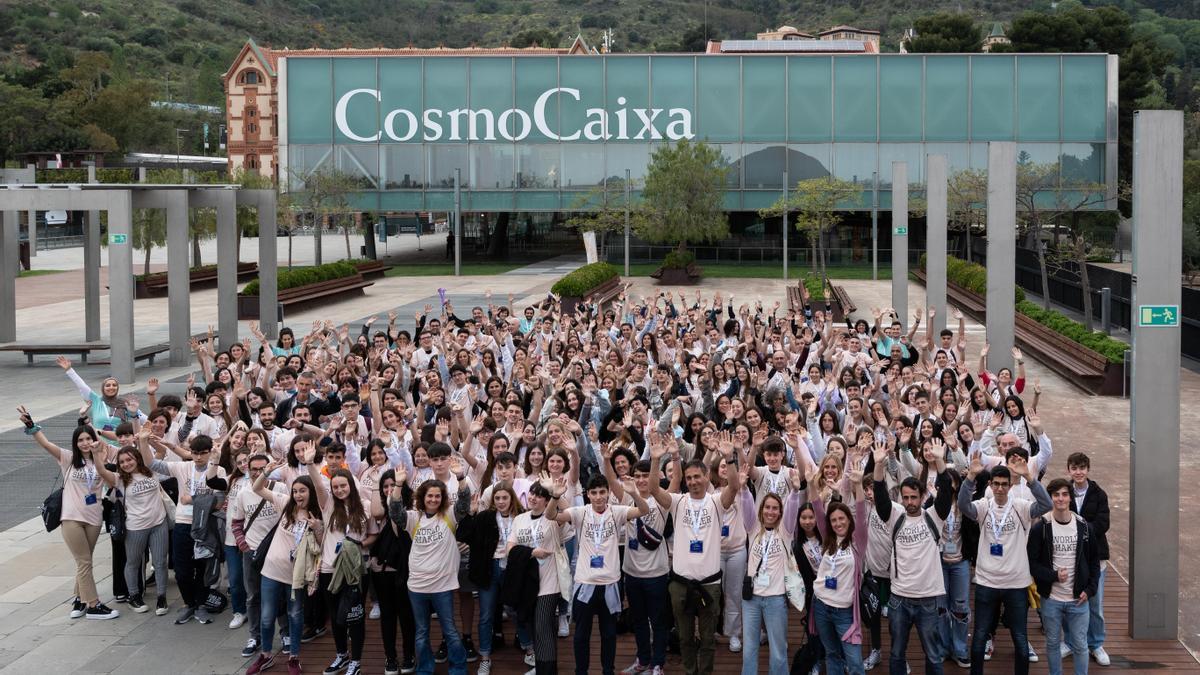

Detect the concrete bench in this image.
[0,343,111,366]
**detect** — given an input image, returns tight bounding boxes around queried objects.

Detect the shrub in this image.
[551,262,620,297]
[802,274,826,301]
[662,250,695,269]
[240,260,357,296]
[1016,299,1128,363]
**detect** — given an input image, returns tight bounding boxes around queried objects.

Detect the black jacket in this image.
[456,510,502,588]
[1028,514,1100,601]
[501,544,541,624]
[1068,480,1110,561]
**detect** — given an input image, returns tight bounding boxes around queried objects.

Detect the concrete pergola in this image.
[0,177,277,383]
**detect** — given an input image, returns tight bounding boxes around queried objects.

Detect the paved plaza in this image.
[0,251,1197,672]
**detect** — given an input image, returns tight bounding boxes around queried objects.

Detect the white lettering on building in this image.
[334,87,695,143]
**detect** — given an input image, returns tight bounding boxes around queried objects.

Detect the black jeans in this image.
[572,586,618,675]
[319,572,366,660]
[172,523,207,608]
[371,569,417,662]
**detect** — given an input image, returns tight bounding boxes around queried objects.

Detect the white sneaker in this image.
[1061,642,1073,659]
[1028,646,1039,662]
[369,603,381,620]
[524,651,536,667]
[620,660,647,674]
[729,635,742,653]
[864,648,881,670]
[228,612,245,629]
[651,668,665,675]
[557,614,569,637]
[1092,647,1111,666]
[476,659,491,675]
[984,639,994,661]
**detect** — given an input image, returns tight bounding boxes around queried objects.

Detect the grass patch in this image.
[383,262,528,277]
[18,269,66,277]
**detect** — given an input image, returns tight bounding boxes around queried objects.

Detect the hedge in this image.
[240,260,358,296]
[801,274,826,300]
[921,254,1128,364]
[663,250,695,269]
[551,262,620,297]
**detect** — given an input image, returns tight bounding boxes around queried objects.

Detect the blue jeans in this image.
[887,594,945,675]
[411,590,466,675]
[813,598,864,675]
[939,560,971,663]
[1042,597,1089,675]
[742,593,789,675]
[477,559,531,655]
[260,577,303,656]
[224,544,246,615]
[626,573,670,668]
[970,584,1029,675]
[1089,564,1106,651]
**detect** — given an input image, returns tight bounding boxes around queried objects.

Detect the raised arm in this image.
[18,406,68,461]
[958,453,983,521]
[646,431,673,510]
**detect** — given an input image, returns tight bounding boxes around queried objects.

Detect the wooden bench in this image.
[830,284,857,320]
[1015,313,1109,380]
[238,274,375,319]
[91,343,172,368]
[0,343,110,366]
[354,260,390,280]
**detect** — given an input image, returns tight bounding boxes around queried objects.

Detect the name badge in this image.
[589,555,604,569]
[689,540,703,554]
[721,525,730,537]
[627,539,639,551]
[943,541,959,556]
[335,541,343,555]
[102,424,114,432]
[824,576,838,590]
[990,543,1004,556]
[85,494,98,505]
[756,572,771,588]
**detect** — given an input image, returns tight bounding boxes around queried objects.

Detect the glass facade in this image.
[282,53,1115,211]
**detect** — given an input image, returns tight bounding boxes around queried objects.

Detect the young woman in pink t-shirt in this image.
[314,467,376,675]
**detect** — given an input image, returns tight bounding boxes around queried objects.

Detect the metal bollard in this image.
[1100,287,1111,335]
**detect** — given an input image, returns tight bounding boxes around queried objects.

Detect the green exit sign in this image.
[1138,304,1179,327]
[109,233,128,244]
[893,226,908,236]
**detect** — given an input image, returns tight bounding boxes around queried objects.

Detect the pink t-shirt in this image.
[508,512,562,596]
[121,472,166,531]
[58,450,103,527]
[669,492,726,581]
[405,510,460,594]
[568,505,632,586]
[261,493,321,586]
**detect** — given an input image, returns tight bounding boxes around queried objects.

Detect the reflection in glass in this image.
[741,144,786,189]
[289,144,333,190]
[787,144,831,181]
[517,145,561,189]
[713,144,740,187]
[833,143,877,186]
[562,145,605,188]
[1060,143,1104,185]
[428,145,469,188]
[335,145,380,190]
[382,145,424,189]
[471,144,516,189]
[607,145,651,183]
[878,144,924,188]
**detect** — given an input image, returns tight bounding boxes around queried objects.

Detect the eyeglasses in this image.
[991,482,1010,490]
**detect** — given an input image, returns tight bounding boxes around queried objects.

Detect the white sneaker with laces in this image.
[229,612,245,629]
[984,639,994,661]
[1061,642,1073,659]
[524,651,536,667]
[1092,647,1111,666]
[729,635,742,653]
[558,614,569,637]
[369,603,381,620]
[651,667,664,675]
[476,659,491,675]
[864,648,881,670]
[620,659,647,674]
[1028,646,1039,662]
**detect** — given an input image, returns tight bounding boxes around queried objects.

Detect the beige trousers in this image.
[61,520,101,605]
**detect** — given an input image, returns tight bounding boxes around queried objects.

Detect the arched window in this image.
[238,70,262,86]
[246,154,260,170]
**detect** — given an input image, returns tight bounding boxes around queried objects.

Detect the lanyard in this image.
[82,461,97,493]
[530,516,544,549]
[805,539,822,565]
[589,508,609,549]
[497,514,513,545]
[764,470,784,495]
[686,496,706,539]
[988,502,1012,542]
[293,518,309,549]
[759,530,776,564]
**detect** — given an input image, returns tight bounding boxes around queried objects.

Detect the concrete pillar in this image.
[926,154,948,333]
[985,142,1017,374]
[890,162,908,328]
[107,191,135,383]
[0,211,16,342]
[27,209,36,257]
[166,190,191,366]
[1128,110,1183,640]
[257,194,279,339]
[216,190,238,351]
[85,166,101,342]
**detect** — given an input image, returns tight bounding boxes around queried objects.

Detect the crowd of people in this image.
[19,285,1114,675]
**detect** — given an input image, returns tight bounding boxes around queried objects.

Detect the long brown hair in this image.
[116,446,153,486]
[821,501,856,556]
[327,468,368,535]
[489,481,525,517]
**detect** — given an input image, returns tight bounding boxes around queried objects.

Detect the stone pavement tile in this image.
[0,625,53,652]
[0,634,117,674]
[77,644,141,674]
[120,630,235,673]
[0,575,72,603]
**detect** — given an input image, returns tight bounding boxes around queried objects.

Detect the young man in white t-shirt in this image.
[872,439,954,675]
[958,454,1051,675]
[229,453,289,659]
[647,432,741,675]
[553,472,649,675]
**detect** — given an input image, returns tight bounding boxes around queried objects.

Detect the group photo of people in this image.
[21,285,1113,675]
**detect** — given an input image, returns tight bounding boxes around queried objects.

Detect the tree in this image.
[511,29,559,48]
[947,168,988,262]
[908,14,982,53]
[1014,159,1062,311]
[634,139,729,255]
[289,166,360,266]
[760,177,863,287]
[564,177,639,256]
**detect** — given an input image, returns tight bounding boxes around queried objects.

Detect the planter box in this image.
[354,260,390,280]
[652,263,703,285]
[560,276,622,316]
[914,269,1126,396]
[237,273,374,320]
[134,262,258,299]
